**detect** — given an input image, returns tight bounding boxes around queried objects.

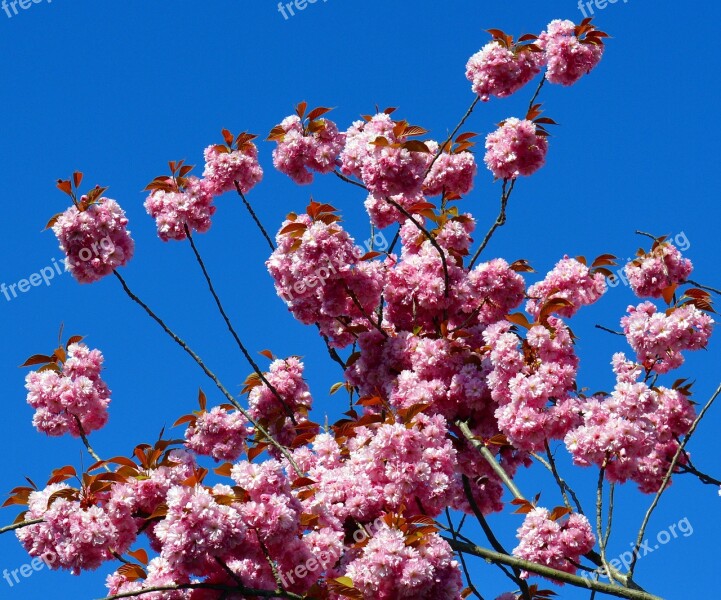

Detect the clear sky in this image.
[1,1,719,598]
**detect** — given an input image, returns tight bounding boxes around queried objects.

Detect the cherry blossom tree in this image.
[2,16,720,600]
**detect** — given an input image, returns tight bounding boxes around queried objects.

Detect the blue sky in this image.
[1,1,719,598]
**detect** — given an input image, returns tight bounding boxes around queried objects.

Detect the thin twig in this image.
[344,283,388,338]
[444,539,662,600]
[184,225,296,424]
[333,170,368,190]
[386,196,450,318]
[425,96,481,176]
[457,420,524,500]
[234,181,275,252]
[111,270,302,476]
[96,582,304,600]
[469,178,515,268]
[462,477,531,600]
[686,279,721,296]
[445,508,486,600]
[0,519,44,535]
[595,324,625,336]
[73,415,109,471]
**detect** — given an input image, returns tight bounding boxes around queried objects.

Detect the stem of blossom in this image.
[73,415,110,471]
[445,508,486,600]
[539,440,585,514]
[96,583,305,600]
[596,464,616,585]
[233,182,275,252]
[343,283,388,338]
[111,270,303,477]
[184,225,297,425]
[595,324,625,336]
[444,540,663,600]
[468,178,515,268]
[459,423,634,588]
[462,477,532,600]
[333,169,368,191]
[425,96,480,176]
[628,381,721,578]
[315,324,347,370]
[527,75,546,111]
[676,461,721,486]
[385,196,450,319]
[685,279,721,296]
[456,421,524,501]
[0,519,44,536]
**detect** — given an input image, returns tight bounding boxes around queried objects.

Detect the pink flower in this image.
[513,508,595,577]
[538,19,605,86]
[340,113,433,196]
[202,139,263,196]
[52,198,134,283]
[526,256,607,319]
[621,302,714,373]
[344,524,462,599]
[565,353,697,492]
[184,406,249,462]
[25,343,111,437]
[17,483,136,575]
[154,485,246,575]
[145,176,215,241]
[248,356,316,448]
[271,114,345,184]
[484,118,548,179]
[625,241,693,299]
[267,212,385,348]
[465,40,544,101]
[423,150,477,197]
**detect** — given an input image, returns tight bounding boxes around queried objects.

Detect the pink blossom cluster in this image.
[202,143,264,196]
[526,256,607,319]
[565,354,696,492]
[625,242,693,298]
[52,198,134,283]
[622,302,714,373]
[292,414,457,528]
[267,214,386,347]
[484,319,581,452]
[384,217,525,333]
[465,41,544,101]
[144,177,215,242]
[184,406,249,462]
[107,557,189,600]
[340,113,432,197]
[364,191,424,229]
[25,343,111,437]
[248,356,315,446]
[344,524,462,599]
[484,118,548,179]
[271,115,345,184]
[423,149,477,198]
[539,20,604,86]
[154,484,247,575]
[513,508,595,576]
[17,483,136,575]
